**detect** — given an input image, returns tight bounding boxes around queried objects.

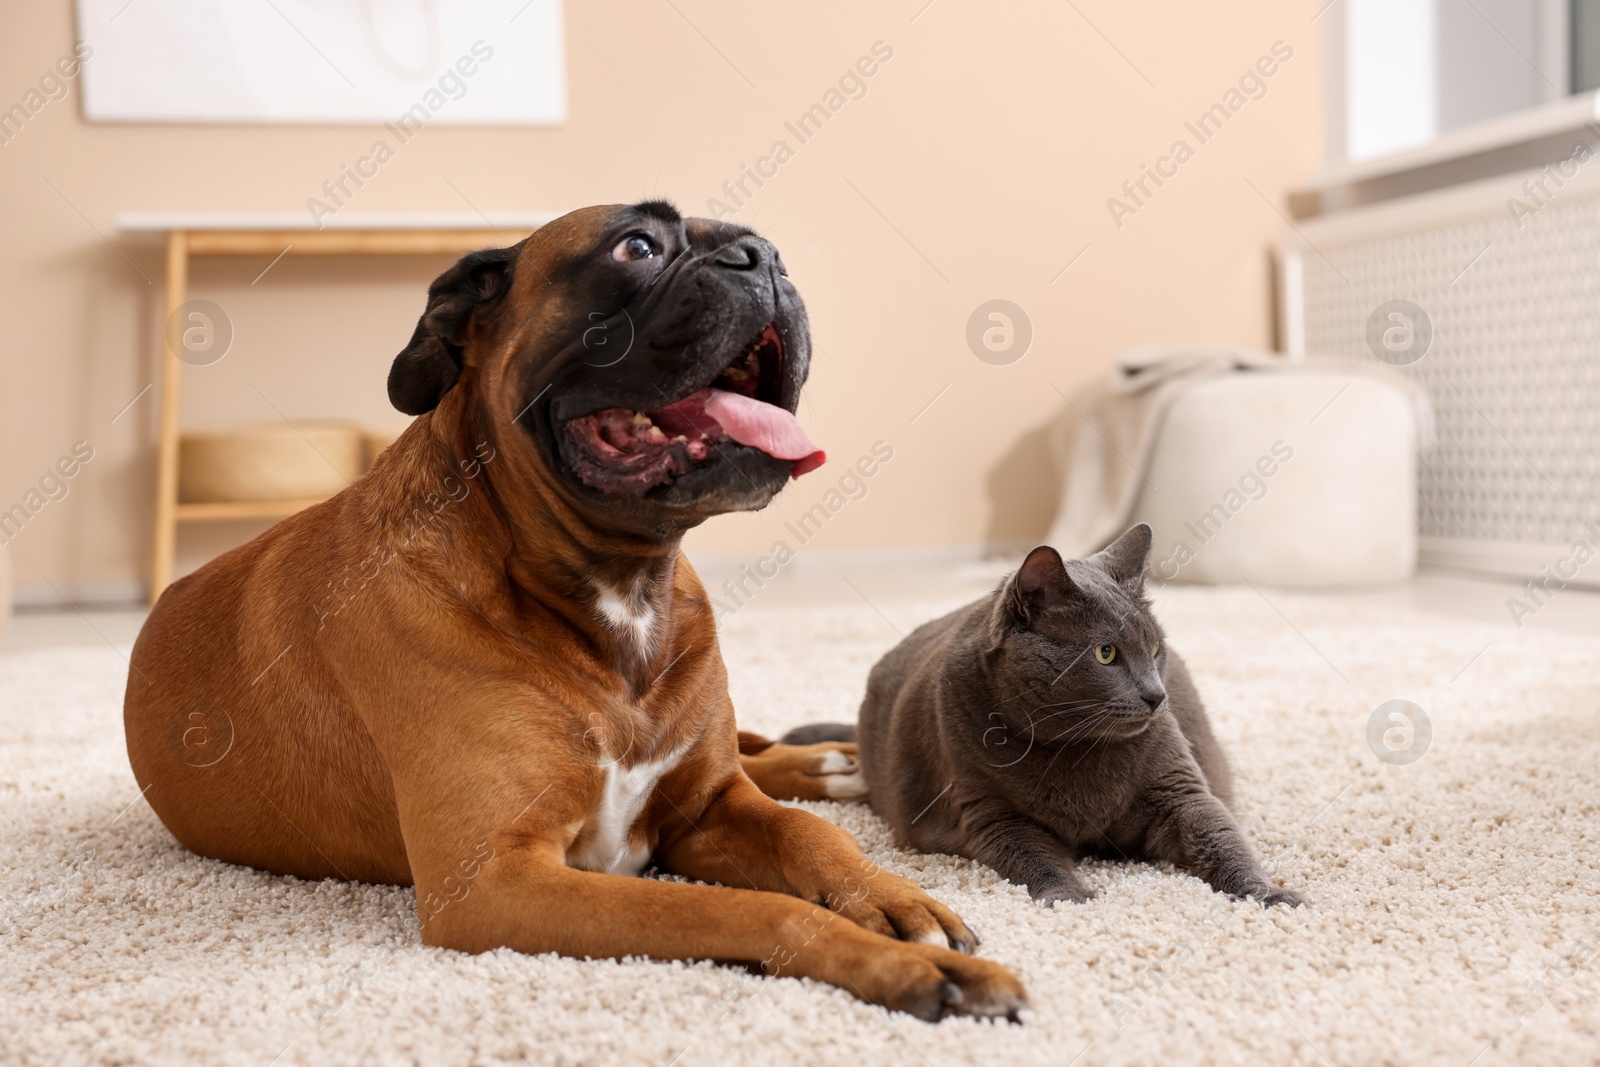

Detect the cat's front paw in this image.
[1029,880,1097,906]
[1254,886,1308,908]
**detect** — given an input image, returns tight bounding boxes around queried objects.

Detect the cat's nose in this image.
[1139,687,1166,712]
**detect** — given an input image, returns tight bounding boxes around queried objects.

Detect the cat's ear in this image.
[1010,545,1075,624]
[1090,523,1154,594]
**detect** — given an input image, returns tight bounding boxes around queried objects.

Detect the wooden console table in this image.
[118,212,556,604]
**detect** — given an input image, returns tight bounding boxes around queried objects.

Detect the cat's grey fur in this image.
[788,524,1304,907]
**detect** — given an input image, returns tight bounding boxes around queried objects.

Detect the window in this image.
[1336,0,1570,162]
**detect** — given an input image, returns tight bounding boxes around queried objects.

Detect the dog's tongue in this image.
[702,389,825,478]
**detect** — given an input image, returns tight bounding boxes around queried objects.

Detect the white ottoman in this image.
[1134,371,1417,586]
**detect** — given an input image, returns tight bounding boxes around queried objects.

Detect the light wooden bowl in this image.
[179,422,365,503]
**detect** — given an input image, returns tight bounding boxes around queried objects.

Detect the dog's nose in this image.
[713,237,767,272]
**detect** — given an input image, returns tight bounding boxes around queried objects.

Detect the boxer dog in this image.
[124,202,1027,1022]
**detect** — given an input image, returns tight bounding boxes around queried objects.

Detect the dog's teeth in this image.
[672,435,688,443]
[723,367,748,381]
[631,412,652,427]
[647,426,666,440]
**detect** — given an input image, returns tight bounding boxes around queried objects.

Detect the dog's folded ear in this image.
[388,246,516,415]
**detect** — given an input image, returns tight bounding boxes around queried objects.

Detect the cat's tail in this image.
[779,722,858,745]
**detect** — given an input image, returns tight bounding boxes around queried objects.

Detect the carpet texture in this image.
[3,584,1598,1066]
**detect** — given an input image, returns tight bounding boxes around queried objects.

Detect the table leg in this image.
[149,231,187,604]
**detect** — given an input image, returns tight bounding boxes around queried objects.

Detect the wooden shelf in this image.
[185,229,515,256]
[132,213,553,603]
[175,498,329,521]
[118,211,560,232]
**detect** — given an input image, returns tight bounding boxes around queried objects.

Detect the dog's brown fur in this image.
[124,204,1025,1021]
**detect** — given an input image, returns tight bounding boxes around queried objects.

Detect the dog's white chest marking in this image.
[593,581,656,654]
[569,744,687,876]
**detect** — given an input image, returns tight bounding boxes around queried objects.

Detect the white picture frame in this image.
[74,0,565,125]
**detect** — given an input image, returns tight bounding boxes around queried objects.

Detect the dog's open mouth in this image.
[563,324,826,495]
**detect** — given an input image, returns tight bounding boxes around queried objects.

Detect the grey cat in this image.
[786,524,1305,907]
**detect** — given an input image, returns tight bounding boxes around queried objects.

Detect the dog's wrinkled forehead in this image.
[684,214,756,247]
[531,203,767,347]
[519,202,753,276]
[616,199,753,246]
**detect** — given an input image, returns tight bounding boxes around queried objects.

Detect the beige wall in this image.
[0,1,1320,598]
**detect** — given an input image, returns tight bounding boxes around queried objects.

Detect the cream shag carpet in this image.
[3,584,1599,1066]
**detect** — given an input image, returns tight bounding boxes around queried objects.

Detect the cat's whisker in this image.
[1023,704,1117,804]
[1044,710,1107,739]
[1029,698,1103,712]
[1040,701,1113,739]
[1069,718,1123,769]
[1024,700,1103,730]
[976,696,1099,747]
[1028,710,1116,802]
[984,646,1102,715]
[1047,713,1115,749]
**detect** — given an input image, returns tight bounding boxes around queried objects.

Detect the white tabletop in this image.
[116,211,561,233]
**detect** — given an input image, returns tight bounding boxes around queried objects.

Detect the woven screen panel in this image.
[1299,192,1600,548]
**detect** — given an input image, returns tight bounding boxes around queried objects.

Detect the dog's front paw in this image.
[742,741,866,802]
[807,743,868,799]
[891,945,1029,1023]
[833,870,978,953]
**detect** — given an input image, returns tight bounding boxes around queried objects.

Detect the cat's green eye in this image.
[1152,640,1161,655]
[1094,644,1117,665]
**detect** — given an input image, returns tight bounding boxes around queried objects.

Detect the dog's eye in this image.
[613,234,658,262]
[1095,644,1117,665]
